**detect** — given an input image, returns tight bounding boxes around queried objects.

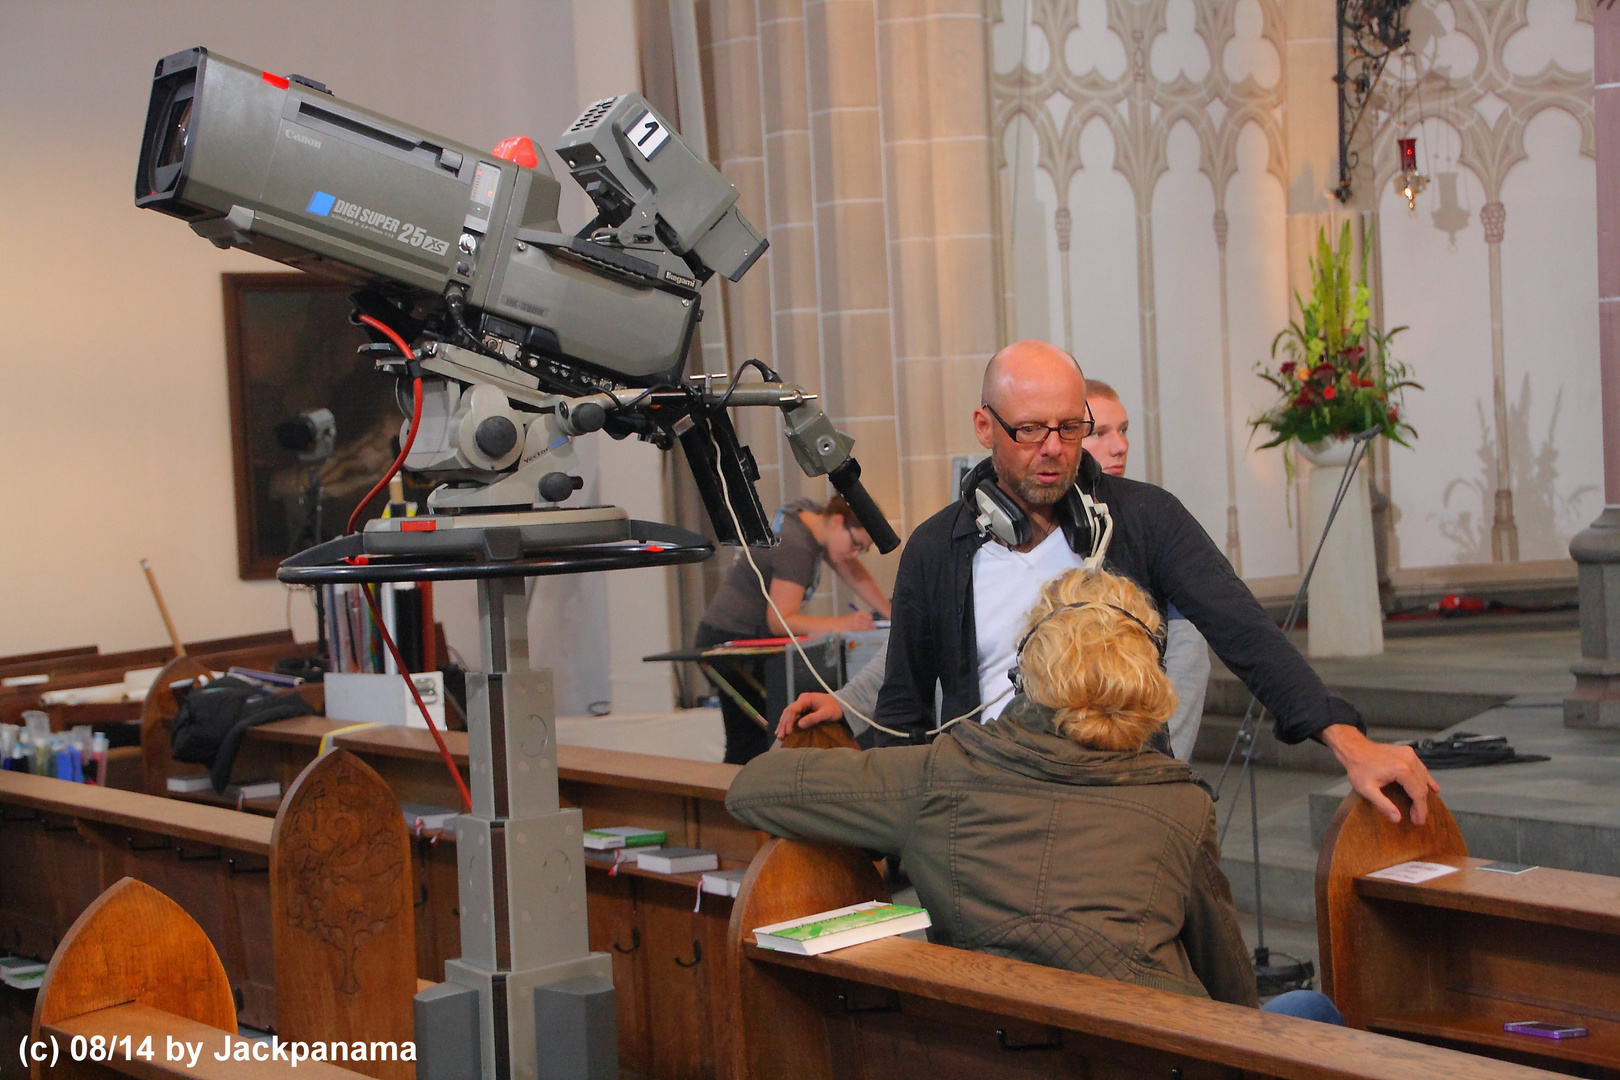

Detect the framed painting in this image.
[222,273,431,579]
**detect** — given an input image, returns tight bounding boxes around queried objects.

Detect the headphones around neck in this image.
[1008,600,1168,695]
[960,452,1113,567]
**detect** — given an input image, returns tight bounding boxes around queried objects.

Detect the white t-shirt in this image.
[971,528,1090,722]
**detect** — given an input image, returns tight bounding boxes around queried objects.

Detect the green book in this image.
[753,901,931,956]
[582,826,667,851]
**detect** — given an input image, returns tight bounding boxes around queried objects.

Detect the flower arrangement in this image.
[1252,221,1419,458]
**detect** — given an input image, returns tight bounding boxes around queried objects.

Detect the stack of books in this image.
[1,956,46,990]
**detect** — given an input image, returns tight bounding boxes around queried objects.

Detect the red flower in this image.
[1323,386,1337,400]
[1342,345,1366,363]
[1293,393,1313,409]
[1387,405,1399,421]
[1280,361,1296,375]
[1313,365,1335,381]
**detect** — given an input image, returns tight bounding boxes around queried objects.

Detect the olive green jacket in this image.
[725,697,1258,1006]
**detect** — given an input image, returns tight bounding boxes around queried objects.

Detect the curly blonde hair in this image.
[1017,569,1176,751]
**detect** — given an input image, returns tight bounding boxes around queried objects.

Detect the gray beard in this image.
[1012,475,1070,506]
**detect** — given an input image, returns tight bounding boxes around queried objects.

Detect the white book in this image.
[226,780,282,800]
[166,774,215,793]
[402,804,459,832]
[634,847,719,875]
[700,869,748,897]
[582,826,668,851]
[753,901,931,956]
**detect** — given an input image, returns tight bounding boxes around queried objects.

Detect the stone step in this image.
[1219,796,1322,926]
[1191,714,1432,774]
[1205,671,1509,731]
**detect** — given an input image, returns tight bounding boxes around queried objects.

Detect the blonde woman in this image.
[730,568,1340,1019]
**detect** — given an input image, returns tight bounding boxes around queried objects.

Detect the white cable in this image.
[707,425,1000,740]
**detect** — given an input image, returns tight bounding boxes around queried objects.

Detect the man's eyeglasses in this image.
[984,403,1095,445]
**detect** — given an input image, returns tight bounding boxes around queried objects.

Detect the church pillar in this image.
[704,0,784,512]
[1566,3,1620,728]
[879,0,1002,530]
[1481,201,1519,562]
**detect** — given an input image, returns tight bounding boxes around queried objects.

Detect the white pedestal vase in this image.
[1300,439,1384,658]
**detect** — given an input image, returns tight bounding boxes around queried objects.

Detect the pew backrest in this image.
[33,877,366,1080]
[726,836,1563,1080]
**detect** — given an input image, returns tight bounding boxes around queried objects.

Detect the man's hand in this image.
[1320,724,1440,824]
[776,692,845,740]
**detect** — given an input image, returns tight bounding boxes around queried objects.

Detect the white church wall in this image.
[990,0,1595,587]
[1224,121,1297,579]
[1067,117,1146,478]
[0,1,672,707]
[1154,121,1228,540]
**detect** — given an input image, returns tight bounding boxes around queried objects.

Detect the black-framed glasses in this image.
[983,403,1095,445]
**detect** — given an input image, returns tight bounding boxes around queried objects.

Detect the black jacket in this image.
[872,474,1365,746]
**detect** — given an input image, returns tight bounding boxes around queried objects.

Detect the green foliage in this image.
[1251,221,1421,456]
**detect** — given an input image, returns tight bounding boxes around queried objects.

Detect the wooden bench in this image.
[1318,786,1620,1075]
[1,631,308,726]
[51,709,768,1079]
[723,836,1565,1080]
[31,876,370,1080]
[1,749,416,1077]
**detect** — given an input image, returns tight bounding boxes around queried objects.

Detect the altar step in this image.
[1218,699,1620,931]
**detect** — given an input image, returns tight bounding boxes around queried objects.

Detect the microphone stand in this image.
[1210,425,1379,995]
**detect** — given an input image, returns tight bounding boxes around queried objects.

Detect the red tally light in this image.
[492,136,539,169]
[1398,137,1418,173]
[262,72,291,90]
[401,520,437,533]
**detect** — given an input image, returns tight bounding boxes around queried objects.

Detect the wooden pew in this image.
[0,630,306,725]
[32,876,369,1080]
[1317,786,1620,1075]
[0,750,416,1074]
[724,837,1564,1080]
[146,713,766,1078]
[138,654,324,799]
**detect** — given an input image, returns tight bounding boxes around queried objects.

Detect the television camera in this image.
[137,47,899,562]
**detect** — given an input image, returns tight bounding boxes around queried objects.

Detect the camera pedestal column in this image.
[421,576,616,1080]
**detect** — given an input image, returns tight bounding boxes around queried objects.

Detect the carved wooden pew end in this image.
[32,877,368,1080]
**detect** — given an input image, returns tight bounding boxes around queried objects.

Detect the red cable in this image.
[362,585,473,812]
[348,314,425,536]
[343,314,471,812]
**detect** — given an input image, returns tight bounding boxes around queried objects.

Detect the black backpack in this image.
[170,675,314,792]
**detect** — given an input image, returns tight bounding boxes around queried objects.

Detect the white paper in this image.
[1364,860,1460,884]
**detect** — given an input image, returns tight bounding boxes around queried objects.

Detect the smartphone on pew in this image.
[1503,1020,1589,1040]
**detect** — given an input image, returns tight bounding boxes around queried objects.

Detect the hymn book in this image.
[582,826,668,851]
[753,901,931,955]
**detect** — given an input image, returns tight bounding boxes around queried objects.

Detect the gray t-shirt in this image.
[699,499,823,638]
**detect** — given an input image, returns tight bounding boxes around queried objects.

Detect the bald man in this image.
[785,340,1437,826]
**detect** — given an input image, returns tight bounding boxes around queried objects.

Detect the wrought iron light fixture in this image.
[1333,0,1414,203]
[1394,135,1428,212]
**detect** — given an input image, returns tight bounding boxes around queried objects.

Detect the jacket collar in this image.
[950,695,1192,788]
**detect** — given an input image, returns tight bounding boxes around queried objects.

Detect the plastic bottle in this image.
[89,733,109,786]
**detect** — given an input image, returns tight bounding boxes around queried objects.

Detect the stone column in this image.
[880,0,1002,529]
[704,0,783,512]
[1214,206,1242,573]
[1055,204,1074,355]
[1481,200,1519,562]
[757,0,826,511]
[1566,3,1620,728]
[806,0,903,563]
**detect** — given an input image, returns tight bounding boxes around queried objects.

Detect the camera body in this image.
[137,48,763,389]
